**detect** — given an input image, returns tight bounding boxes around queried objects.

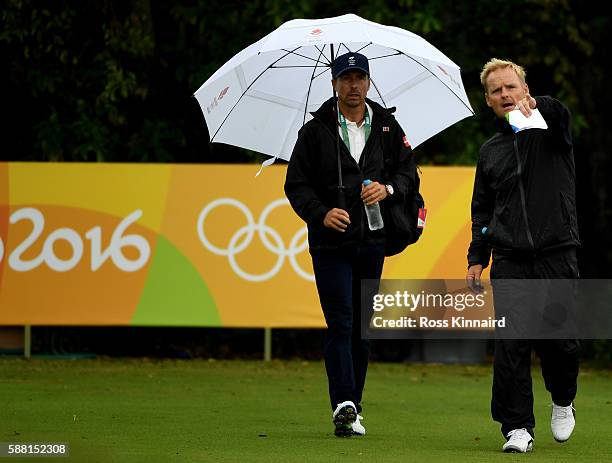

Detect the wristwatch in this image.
[385,184,394,196]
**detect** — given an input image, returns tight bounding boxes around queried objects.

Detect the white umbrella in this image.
[194,13,473,162]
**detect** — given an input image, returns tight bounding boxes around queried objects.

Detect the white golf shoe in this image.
[351,414,366,436]
[551,402,576,442]
[332,401,357,437]
[502,428,533,453]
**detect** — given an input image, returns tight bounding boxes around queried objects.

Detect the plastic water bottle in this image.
[363,179,384,231]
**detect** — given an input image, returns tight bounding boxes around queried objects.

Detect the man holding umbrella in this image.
[285,52,414,437]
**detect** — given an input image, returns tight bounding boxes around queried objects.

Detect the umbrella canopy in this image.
[194,13,473,161]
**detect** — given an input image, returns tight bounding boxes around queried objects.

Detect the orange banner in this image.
[0,163,484,327]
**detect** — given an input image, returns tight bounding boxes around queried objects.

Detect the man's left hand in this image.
[361,181,387,206]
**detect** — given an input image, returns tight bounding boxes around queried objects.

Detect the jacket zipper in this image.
[512,135,535,251]
[316,112,391,244]
[359,114,392,243]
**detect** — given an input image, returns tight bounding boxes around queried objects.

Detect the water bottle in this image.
[363,179,384,230]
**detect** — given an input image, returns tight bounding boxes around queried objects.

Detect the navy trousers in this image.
[311,244,385,413]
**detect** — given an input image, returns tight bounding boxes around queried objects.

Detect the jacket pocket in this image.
[484,215,513,253]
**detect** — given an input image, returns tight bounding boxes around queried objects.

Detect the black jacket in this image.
[468,96,581,268]
[284,97,415,251]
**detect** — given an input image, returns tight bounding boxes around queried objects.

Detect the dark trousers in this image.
[311,244,385,413]
[490,248,580,438]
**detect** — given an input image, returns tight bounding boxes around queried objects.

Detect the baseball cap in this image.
[332,52,370,79]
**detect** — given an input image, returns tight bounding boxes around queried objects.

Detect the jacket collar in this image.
[311,97,396,132]
[494,115,514,134]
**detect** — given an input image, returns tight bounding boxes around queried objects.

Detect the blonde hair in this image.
[480,58,526,93]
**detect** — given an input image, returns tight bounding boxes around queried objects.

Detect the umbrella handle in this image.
[336,186,346,210]
[333,96,346,211]
[330,44,347,212]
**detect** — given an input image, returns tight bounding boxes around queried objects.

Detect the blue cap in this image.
[332,52,370,79]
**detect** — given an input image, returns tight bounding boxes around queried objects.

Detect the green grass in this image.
[0,359,610,462]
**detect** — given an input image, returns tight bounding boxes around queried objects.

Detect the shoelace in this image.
[506,428,530,440]
[553,405,574,419]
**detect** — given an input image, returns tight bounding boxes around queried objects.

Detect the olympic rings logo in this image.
[197,198,314,282]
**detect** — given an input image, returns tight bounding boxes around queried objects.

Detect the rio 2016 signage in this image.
[0,163,477,327]
[1,208,149,273]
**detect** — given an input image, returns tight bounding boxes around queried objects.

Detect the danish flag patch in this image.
[382,126,390,132]
[403,135,411,148]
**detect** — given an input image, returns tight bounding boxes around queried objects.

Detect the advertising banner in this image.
[0,163,478,327]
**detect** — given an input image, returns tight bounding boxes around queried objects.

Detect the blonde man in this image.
[467,59,580,453]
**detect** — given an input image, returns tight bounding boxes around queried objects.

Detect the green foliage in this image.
[1,0,605,164]
[582,340,612,367]
[3,0,154,161]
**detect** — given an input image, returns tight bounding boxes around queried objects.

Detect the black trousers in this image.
[490,248,580,438]
[311,244,385,413]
